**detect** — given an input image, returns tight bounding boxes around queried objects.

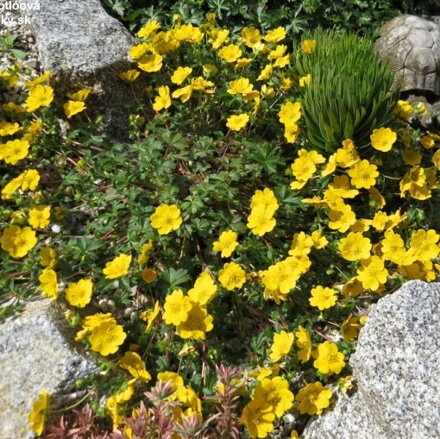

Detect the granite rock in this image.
[0,299,98,439]
[303,281,440,439]
[16,0,142,136]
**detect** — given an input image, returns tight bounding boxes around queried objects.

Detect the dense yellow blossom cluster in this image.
[2,14,440,438]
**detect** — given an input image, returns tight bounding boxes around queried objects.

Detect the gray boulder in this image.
[375,15,440,95]
[17,0,142,136]
[303,280,440,439]
[0,299,98,439]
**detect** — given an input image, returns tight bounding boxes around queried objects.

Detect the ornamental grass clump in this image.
[295,29,398,153]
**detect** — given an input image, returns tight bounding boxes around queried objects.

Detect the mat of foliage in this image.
[1,16,440,439]
[101,0,431,37]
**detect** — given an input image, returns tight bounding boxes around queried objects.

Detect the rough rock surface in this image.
[303,280,440,439]
[375,15,440,95]
[0,300,98,439]
[16,0,142,136]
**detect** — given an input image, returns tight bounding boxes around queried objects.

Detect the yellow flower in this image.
[340,314,365,341]
[299,73,311,87]
[213,229,239,258]
[191,76,215,93]
[357,256,388,291]
[309,285,337,310]
[157,371,185,397]
[0,120,21,136]
[140,301,160,332]
[278,101,301,125]
[313,341,345,375]
[103,254,132,279]
[171,66,192,85]
[253,377,294,418]
[409,229,440,262]
[421,135,435,149]
[240,397,275,438]
[311,230,328,249]
[226,113,249,131]
[284,122,300,143]
[25,84,54,112]
[400,166,435,200]
[394,100,413,118]
[65,278,93,308]
[39,268,59,299]
[227,77,254,96]
[247,204,276,236]
[339,232,371,261]
[279,74,294,89]
[2,174,24,200]
[106,394,122,430]
[188,271,217,305]
[25,71,51,88]
[0,139,30,165]
[370,127,397,152]
[67,88,91,101]
[129,42,152,60]
[218,44,242,62]
[138,52,163,72]
[119,69,140,82]
[269,330,294,362]
[264,27,286,43]
[250,187,279,213]
[257,63,273,81]
[150,204,182,235]
[119,351,152,382]
[268,44,287,60]
[173,83,194,102]
[348,159,379,189]
[289,232,314,257]
[290,149,324,184]
[209,28,229,49]
[301,39,316,53]
[152,85,172,112]
[296,382,332,415]
[89,319,127,356]
[174,24,204,43]
[218,262,246,290]
[28,390,50,436]
[240,27,261,48]
[381,230,408,265]
[40,246,57,268]
[163,289,192,326]
[295,326,312,363]
[202,63,218,76]
[333,139,360,168]
[176,303,214,340]
[137,19,160,38]
[2,102,26,116]
[1,225,37,258]
[273,54,290,68]
[28,205,51,229]
[327,201,357,233]
[235,57,253,69]
[137,240,153,265]
[341,277,363,298]
[433,150,440,170]
[63,100,86,118]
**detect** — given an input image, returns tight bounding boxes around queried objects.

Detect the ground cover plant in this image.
[101,0,431,37]
[1,12,440,439]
